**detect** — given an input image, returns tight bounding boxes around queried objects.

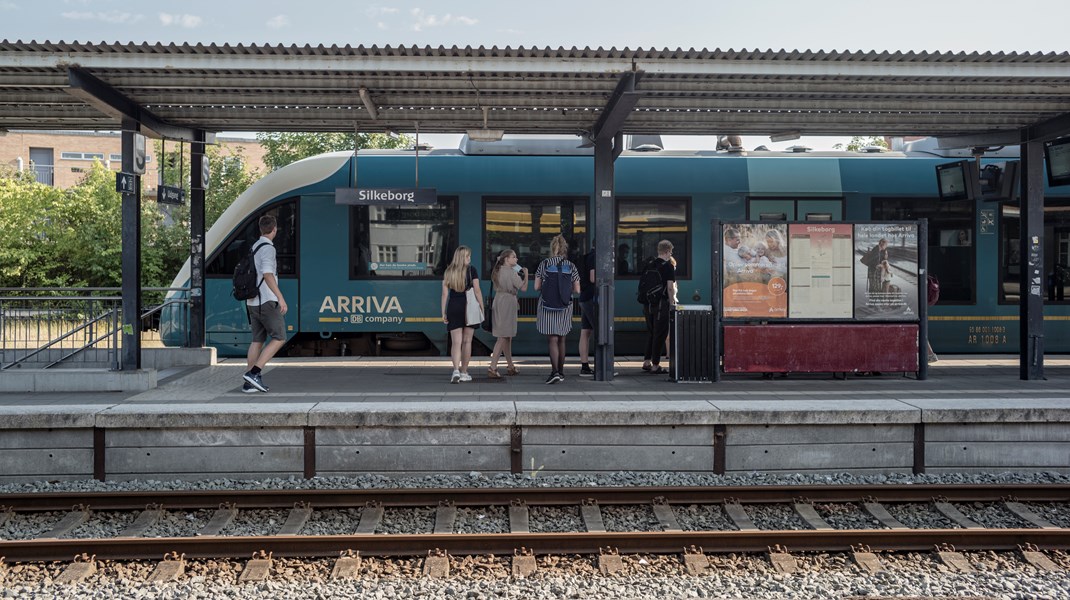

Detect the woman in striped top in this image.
[534,235,580,384]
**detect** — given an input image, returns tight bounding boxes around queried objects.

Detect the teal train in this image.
[162,136,1070,357]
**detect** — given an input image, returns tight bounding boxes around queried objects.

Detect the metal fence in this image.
[0,287,189,370]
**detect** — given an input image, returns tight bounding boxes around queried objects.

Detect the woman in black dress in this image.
[441,245,483,383]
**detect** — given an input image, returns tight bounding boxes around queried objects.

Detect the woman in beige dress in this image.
[488,249,528,378]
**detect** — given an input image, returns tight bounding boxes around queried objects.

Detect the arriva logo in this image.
[319,296,403,314]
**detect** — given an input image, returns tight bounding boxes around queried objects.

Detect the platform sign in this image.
[200,156,210,190]
[853,223,919,321]
[157,185,186,205]
[787,223,853,319]
[132,133,146,174]
[721,223,788,319]
[335,187,438,206]
[115,172,137,194]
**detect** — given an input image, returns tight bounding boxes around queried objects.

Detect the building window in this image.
[1000,200,1070,303]
[349,197,457,278]
[871,197,974,304]
[616,197,691,278]
[482,197,588,276]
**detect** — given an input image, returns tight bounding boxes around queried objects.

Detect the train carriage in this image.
[162,136,1070,357]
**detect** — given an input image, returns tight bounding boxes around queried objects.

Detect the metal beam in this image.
[358,87,378,120]
[591,72,640,141]
[1022,111,1070,143]
[65,68,215,143]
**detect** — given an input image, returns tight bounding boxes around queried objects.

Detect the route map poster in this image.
[787,223,854,318]
[853,223,919,321]
[722,223,788,319]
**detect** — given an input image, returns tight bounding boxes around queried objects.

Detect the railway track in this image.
[1,484,1068,580]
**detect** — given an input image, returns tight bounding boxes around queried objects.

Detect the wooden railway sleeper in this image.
[581,498,607,533]
[198,503,237,536]
[239,550,273,582]
[1002,497,1060,529]
[792,497,833,531]
[118,503,164,538]
[356,501,384,534]
[147,552,185,583]
[682,545,709,575]
[597,546,622,575]
[277,501,313,536]
[511,546,536,578]
[850,543,884,574]
[861,496,909,529]
[330,549,362,580]
[55,552,96,584]
[931,496,983,529]
[1018,543,1059,571]
[423,548,449,578]
[722,497,758,531]
[652,496,682,532]
[434,500,457,534]
[41,504,90,539]
[933,543,971,572]
[508,499,530,534]
[766,544,796,574]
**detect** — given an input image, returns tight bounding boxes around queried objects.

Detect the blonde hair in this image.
[551,235,569,257]
[445,246,471,292]
[491,249,515,288]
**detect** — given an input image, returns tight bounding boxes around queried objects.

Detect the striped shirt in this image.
[535,256,579,336]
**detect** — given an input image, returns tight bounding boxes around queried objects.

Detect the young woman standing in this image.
[487,249,528,378]
[441,246,483,383]
[534,235,580,384]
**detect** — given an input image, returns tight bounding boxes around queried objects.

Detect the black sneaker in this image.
[552,372,564,383]
[243,371,268,392]
[241,382,258,394]
[579,364,594,377]
[545,372,559,385]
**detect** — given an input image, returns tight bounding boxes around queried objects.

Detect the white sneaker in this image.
[451,370,461,384]
[459,372,473,382]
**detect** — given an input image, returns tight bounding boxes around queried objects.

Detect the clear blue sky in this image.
[4,0,1067,149]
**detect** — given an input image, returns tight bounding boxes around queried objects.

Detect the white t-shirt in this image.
[247,236,278,306]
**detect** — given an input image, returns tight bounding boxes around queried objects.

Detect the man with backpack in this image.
[639,240,677,374]
[240,215,288,393]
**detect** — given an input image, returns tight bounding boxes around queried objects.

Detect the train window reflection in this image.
[482,197,588,276]
[1000,200,1070,304]
[616,197,690,278]
[871,197,974,304]
[349,198,457,279]
[206,198,298,277]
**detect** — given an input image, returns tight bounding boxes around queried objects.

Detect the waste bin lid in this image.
[676,304,713,311]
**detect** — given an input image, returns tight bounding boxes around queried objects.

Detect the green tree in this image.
[833,136,890,151]
[256,132,413,171]
[0,169,67,287]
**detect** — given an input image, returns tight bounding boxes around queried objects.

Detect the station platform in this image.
[0,355,1068,483]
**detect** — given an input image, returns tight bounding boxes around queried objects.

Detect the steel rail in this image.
[2,529,1070,563]
[2,484,1067,511]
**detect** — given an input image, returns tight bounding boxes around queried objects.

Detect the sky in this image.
[3,0,1068,150]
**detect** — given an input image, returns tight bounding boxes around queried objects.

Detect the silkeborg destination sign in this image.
[335,188,438,206]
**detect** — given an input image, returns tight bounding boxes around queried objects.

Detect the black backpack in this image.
[232,242,269,301]
[636,257,665,304]
[540,259,574,311]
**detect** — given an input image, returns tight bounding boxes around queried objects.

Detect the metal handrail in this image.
[1,308,117,370]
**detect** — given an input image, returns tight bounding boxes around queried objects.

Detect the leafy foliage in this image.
[833,136,890,152]
[256,132,413,170]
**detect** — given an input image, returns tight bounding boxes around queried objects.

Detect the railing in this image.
[0,287,190,371]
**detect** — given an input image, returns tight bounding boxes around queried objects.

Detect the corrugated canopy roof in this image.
[2,41,1070,140]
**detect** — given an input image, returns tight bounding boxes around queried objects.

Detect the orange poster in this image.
[722,224,787,318]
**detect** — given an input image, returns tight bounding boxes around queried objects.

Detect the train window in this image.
[206,199,298,277]
[616,197,690,278]
[482,197,588,276]
[349,197,457,279]
[871,197,975,304]
[999,200,1070,304]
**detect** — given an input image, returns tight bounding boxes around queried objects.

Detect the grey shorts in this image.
[249,301,286,343]
[579,299,597,331]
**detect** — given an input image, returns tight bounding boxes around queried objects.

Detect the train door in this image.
[748,199,844,221]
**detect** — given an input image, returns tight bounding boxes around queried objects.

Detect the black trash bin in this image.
[669,304,717,383]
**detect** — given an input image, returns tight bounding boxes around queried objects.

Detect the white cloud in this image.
[61,10,144,24]
[409,8,477,32]
[266,15,290,29]
[366,6,398,17]
[0,1,17,10]
[377,22,389,30]
[159,13,202,28]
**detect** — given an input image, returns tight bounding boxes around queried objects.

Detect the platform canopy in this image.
[2,41,1070,144]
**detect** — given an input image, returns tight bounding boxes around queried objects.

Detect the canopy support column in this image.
[1019,140,1045,380]
[189,132,207,348]
[120,120,141,370]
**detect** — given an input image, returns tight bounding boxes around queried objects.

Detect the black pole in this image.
[918,218,928,381]
[120,120,141,370]
[1019,140,1045,380]
[593,136,616,381]
[189,131,207,348]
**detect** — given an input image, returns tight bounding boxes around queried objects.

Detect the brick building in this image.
[0,129,267,190]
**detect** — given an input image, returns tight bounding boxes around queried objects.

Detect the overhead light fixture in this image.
[467,107,503,142]
[770,130,801,143]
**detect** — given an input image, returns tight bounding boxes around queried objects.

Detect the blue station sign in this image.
[335,187,438,206]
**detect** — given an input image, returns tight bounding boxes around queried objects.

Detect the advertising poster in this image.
[853,223,920,321]
[787,223,854,318]
[722,224,788,318]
